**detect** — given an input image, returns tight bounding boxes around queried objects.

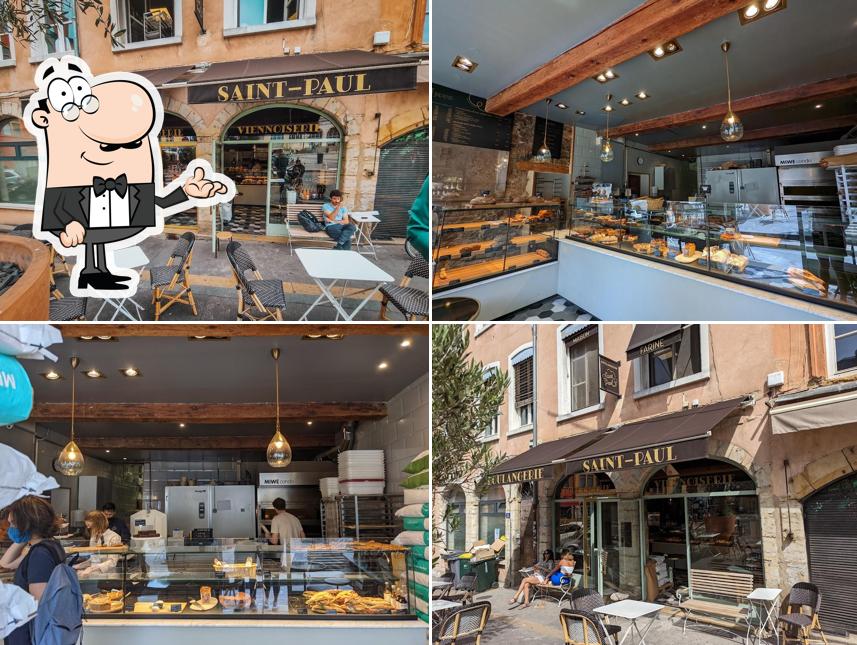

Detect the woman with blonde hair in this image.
[74,510,122,578]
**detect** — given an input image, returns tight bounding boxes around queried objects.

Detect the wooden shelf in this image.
[438,200,562,212]
[433,251,553,289]
[515,160,572,174]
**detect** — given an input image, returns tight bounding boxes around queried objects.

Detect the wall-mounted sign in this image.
[573,437,708,474]
[599,355,621,397]
[188,66,417,104]
[487,466,546,486]
[432,85,514,151]
[259,472,326,487]
[230,122,321,137]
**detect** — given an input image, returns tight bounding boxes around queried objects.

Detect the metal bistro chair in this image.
[433,601,491,645]
[559,609,610,645]
[150,232,197,320]
[571,588,621,644]
[778,582,830,645]
[379,255,429,321]
[225,240,286,321]
[445,574,478,606]
[433,572,455,600]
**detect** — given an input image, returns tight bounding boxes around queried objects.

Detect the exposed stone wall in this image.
[503,113,536,200]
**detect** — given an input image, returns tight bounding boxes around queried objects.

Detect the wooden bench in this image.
[283,204,331,253]
[678,569,753,635]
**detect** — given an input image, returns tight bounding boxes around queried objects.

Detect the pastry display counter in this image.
[60,539,417,621]
[566,198,857,313]
[433,201,563,291]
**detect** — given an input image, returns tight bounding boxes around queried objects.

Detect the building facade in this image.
[436,323,857,636]
[0,0,429,237]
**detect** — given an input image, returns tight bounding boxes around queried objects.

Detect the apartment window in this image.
[113,0,178,46]
[482,364,500,439]
[635,325,704,392]
[224,0,315,32]
[831,325,857,373]
[0,119,38,206]
[32,0,77,60]
[510,347,534,429]
[562,325,599,413]
[0,29,13,63]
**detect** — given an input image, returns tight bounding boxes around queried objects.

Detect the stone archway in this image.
[789,445,857,501]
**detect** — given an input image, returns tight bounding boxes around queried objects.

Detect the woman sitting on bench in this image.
[509,549,555,608]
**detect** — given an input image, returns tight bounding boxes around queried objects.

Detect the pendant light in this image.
[266,348,292,468]
[600,95,615,163]
[57,357,84,476]
[719,41,744,142]
[533,99,553,163]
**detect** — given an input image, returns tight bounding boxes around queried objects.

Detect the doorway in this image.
[586,498,642,598]
[628,172,650,198]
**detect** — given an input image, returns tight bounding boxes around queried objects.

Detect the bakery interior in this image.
[432,0,857,322]
[0,324,429,645]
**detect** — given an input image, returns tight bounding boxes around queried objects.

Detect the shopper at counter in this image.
[74,511,122,578]
[101,502,130,542]
[0,496,66,645]
[265,497,305,544]
[322,190,357,250]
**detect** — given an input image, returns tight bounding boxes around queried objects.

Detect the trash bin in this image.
[451,557,497,592]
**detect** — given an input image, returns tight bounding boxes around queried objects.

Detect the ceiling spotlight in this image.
[637,91,649,100]
[85,369,103,379]
[764,0,781,9]
[556,103,568,109]
[739,0,786,23]
[307,421,313,426]
[123,457,127,461]
[620,98,631,106]
[603,105,614,112]
[179,423,186,428]
[815,103,823,109]
[97,336,112,341]
[121,367,141,377]
[452,55,477,73]
[604,69,615,79]
[594,70,618,84]
[649,40,682,61]
[378,361,389,370]
[575,110,586,116]
[302,334,344,341]
[744,3,760,18]
[702,124,708,129]
[42,370,62,381]
[635,133,640,136]
[400,339,412,347]
[653,46,665,57]
[105,450,110,454]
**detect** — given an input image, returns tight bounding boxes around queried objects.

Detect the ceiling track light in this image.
[739,0,786,24]
[649,39,682,60]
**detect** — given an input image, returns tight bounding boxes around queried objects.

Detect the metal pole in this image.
[531,323,539,560]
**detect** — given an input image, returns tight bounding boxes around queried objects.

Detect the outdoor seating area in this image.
[0,229,427,321]
[430,583,848,645]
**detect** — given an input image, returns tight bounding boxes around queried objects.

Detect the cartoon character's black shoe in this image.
[78,273,131,290]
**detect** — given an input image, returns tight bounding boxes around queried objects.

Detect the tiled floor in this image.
[499,294,598,321]
[221,205,268,234]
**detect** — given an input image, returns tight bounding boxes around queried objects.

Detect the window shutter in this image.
[514,357,534,407]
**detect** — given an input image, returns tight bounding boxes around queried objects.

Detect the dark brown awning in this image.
[565,397,746,474]
[137,65,196,88]
[626,324,684,359]
[488,432,602,485]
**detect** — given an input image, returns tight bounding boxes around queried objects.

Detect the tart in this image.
[624,235,638,243]
[88,596,112,612]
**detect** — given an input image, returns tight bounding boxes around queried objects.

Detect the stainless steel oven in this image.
[775,150,841,217]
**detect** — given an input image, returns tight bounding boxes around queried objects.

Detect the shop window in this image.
[481,363,500,440]
[0,118,38,206]
[478,487,505,543]
[112,0,179,47]
[445,487,465,552]
[159,113,197,186]
[560,325,600,415]
[634,325,707,395]
[224,0,316,33]
[31,0,77,61]
[509,346,534,431]
[829,324,857,374]
[0,30,14,64]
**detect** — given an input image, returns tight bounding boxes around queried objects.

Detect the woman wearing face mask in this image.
[74,511,121,577]
[0,496,65,645]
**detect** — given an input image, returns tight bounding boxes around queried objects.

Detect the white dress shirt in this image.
[89,187,131,228]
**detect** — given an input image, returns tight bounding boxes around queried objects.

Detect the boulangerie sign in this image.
[0,355,33,424]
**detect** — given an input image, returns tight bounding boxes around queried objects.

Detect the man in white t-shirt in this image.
[267,497,305,545]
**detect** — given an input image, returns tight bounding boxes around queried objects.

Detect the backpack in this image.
[297,209,324,233]
[31,542,83,645]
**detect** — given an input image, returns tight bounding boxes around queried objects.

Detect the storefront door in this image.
[587,499,642,598]
[267,144,290,237]
[221,141,270,235]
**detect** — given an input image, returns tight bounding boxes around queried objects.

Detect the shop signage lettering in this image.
[488,467,545,486]
[231,123,321,137]
[638,339,665,355]
[187,66,417,104]
[582,446,676,473]
[599,355,621,397]
[646,472,745,495]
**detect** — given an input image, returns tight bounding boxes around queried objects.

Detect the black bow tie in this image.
[93,174,128,198]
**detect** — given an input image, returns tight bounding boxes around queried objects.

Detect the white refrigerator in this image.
[165,485,256,538]
[706,168,780,204]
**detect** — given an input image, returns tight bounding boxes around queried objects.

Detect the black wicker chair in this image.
[225,240,286,321]
[434,601,491,645]
[571,588,621,644]
[379,255,428,320]
[49,296,88,321]
[445,574,478,606]
[150,232,197,320]
[433,571,455,600]
[778,582,829,644]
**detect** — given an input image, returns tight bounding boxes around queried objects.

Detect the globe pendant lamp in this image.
[533,99,553,163]
[266,348,292,468]
[57,357,84,476]
[719,41,744,142]
[600,95,615,163]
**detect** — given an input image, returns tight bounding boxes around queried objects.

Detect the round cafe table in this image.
[432,296,480,321]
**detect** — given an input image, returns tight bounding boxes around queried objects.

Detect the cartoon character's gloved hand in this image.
[59,221,86,248]
[183,166,229,200]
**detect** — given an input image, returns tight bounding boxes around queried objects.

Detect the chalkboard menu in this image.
[532,117,563,159]
[432,84,513,151]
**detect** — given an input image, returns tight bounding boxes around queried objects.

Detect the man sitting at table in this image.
[322,189,357,250]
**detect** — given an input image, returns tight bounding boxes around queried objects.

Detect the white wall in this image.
[353,374,428,494]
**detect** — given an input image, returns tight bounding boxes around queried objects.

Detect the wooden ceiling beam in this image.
[647,114,857,152]
[485,0,746,116]
[76,435,332,450]
[610,73,857,138]
[29,401,387,423]
[56,324,427,338]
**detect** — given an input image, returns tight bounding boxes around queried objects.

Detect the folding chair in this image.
[150,232,198,320]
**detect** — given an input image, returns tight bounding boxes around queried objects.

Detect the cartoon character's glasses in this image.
[61,95,100,122]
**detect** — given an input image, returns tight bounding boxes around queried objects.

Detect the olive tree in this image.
[0,0,124,47]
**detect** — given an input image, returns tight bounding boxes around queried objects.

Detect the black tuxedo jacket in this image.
[40,183,188,233]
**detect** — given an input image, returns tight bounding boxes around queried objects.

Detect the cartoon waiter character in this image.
[24,55,235,296]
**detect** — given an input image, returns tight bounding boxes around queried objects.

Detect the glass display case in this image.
[566,198,857,313]
[433,201,563,291]
[62,538,415,620]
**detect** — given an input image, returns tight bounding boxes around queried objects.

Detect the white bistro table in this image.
[594,600,663,645]
[350,210,381,258]
[92,245,149,321]
[432,599,463,628]
[746,588,782,645]
[295,248,393,320]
